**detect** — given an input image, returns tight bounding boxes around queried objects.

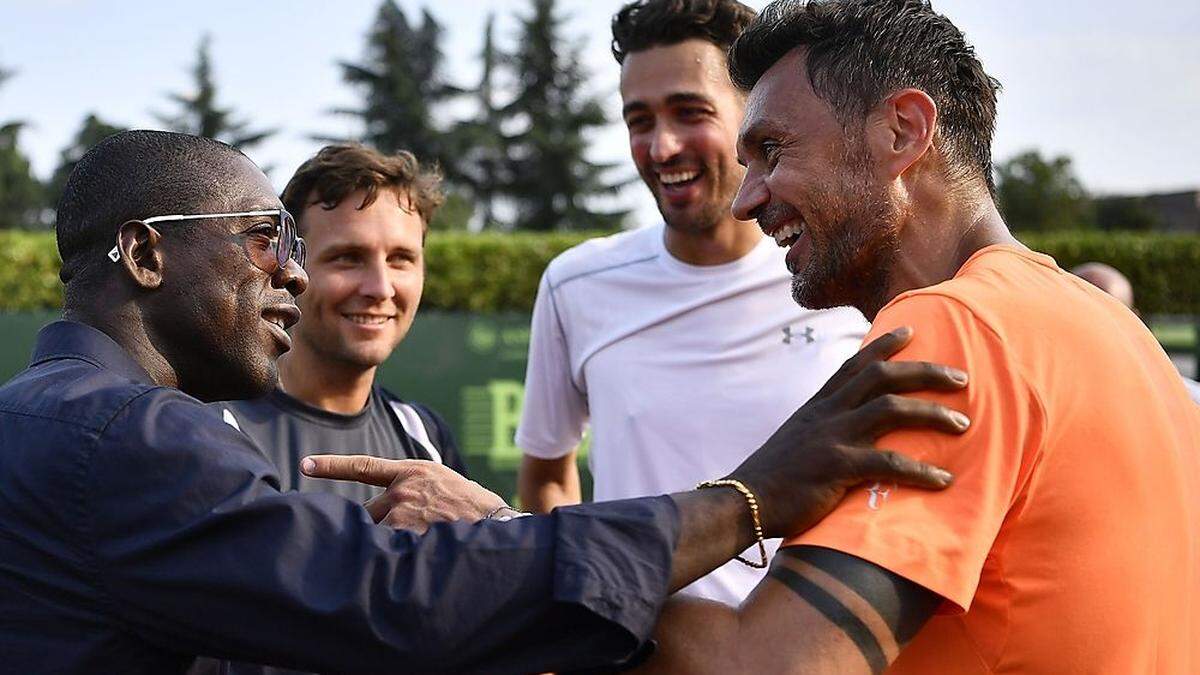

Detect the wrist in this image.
[695,478,768,568]
[484,505,530,522]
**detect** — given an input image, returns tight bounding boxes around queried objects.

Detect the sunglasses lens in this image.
[277,211,295,270]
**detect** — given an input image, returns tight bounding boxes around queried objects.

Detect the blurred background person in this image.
[1072,261,1200,403]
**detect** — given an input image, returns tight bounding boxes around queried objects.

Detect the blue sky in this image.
[2,0,1198,224]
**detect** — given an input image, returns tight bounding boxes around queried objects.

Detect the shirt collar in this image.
[30,320,156,385]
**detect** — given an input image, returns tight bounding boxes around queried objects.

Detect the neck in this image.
[65,301,181,389]
[869,183,1021,320]
[663,217,763,266]
[277,340,376,415]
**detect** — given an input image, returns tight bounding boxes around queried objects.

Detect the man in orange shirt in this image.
[631,0,1200,673]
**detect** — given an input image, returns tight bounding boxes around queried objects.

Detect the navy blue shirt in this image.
[0,321,679,674]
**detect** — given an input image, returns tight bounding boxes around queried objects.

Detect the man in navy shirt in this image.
[0,130,969,673]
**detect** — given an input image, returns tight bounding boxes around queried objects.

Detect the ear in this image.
[864,88,937,182]
[114,220,165,289]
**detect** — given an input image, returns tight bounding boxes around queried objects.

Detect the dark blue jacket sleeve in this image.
[80,389,679,674]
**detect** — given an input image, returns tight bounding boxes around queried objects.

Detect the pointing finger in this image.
[300,455,423,487]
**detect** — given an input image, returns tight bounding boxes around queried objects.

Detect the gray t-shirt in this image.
[217,386,468,504]
[199,387,469,675]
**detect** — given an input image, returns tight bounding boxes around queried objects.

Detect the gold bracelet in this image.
[695,478,768,569]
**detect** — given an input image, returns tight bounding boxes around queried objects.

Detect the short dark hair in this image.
[56,129,244,285]
[280,144,445,234]
[611,0,757,64]
[729,0,1001,192]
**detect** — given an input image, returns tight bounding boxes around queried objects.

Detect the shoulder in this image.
[108,386,263,456]
[543,226,661,291]
[0,357,167,433]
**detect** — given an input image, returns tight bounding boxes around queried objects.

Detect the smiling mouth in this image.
[262,304,301,331]
[762,219,806,248]
[343,314,394,325]
[658,168,701,189]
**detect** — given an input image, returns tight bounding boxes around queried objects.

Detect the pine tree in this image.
[156,34,274,149]
[996,150,1095,231]
[0,65,45,229]
[502,0,627,231]
[45,113,125,212]
[338,2,462,177]
[451,13,508,230]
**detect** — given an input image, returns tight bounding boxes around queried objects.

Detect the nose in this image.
[358,258,396,302]
[273,258,308,298]
[649,124,683,164]
[731,166,768,223]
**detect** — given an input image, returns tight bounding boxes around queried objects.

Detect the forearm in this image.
[666,488,756,592]
[518,454,581,513]
[639,546,940,675]
[635,593,874,675]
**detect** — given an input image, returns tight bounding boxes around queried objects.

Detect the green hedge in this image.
[1017,231,1200,316]
[0,230,62,311]
[1,229,1197,315]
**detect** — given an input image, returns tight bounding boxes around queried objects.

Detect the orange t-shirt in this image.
[787,246,1200,673]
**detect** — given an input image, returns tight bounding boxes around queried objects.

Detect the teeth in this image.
[346,314,390,325]
[771,222,804,247]
[266,317,286,330]
[659,170,699,186]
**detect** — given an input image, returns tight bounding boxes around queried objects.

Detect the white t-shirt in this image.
[516,224,869,605]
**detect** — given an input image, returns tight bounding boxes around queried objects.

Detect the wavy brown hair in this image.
[281,144,445,233]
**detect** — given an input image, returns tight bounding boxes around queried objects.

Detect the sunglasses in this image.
[107,209,307,273]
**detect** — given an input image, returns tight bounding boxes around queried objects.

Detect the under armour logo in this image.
[782,326,815,344]
[866,482,893,511]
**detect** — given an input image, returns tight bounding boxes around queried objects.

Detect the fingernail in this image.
[893,326,913,338]
[301,458,316,474]
[952,412,971,429]
[950,369,969,384]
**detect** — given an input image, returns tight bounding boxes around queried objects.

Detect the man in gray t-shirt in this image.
[204,144,466,675]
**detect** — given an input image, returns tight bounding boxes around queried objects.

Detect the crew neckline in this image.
[267,386,375,429]
[654,224,777,277]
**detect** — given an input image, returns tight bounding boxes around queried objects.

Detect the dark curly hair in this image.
[729,0,1001,193]
[281,144,444,234]
[611,0,757,64]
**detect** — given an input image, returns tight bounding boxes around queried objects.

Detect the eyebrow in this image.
[320,242,420,257]
[621,91,715,118]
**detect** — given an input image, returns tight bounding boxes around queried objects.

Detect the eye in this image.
[388,253,418,267]
[677,106,707,122]
[762,141,782,167]
[624,114,652,133]
[243,222,279,246]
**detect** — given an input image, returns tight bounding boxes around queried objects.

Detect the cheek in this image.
[628,136,653,172]
[396,269,425,307]
[306,272,357,309]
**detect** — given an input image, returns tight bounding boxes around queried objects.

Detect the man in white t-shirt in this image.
[515,0,868,606]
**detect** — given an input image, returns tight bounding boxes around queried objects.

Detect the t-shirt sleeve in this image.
[785,293,1044,612]
[414,401,472,478]
[515,271,589,459]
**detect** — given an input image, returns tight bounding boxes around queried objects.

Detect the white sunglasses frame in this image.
[106,209,291,263]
